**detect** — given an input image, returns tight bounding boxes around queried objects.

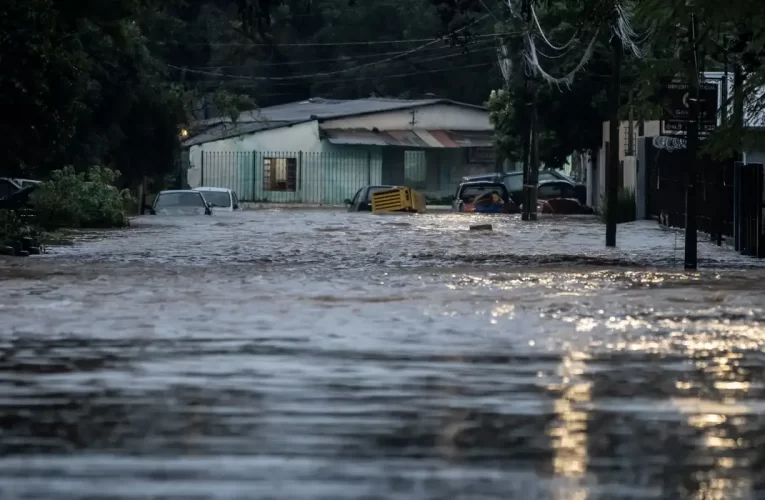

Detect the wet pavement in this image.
[1,210,765,499]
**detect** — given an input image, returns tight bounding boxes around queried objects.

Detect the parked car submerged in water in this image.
[461,170,586,206]
[345,185,400,212]
[526,180,594,215]
[149,190,212,216]
[451,181,518,214]
[193,187,240,211]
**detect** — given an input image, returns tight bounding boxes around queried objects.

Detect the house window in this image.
[263,157,297,192]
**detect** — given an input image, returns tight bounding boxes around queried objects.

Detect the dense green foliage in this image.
[31,167,133,230]
[3,0,765,186]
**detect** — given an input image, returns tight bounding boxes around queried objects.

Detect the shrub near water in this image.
[32,166,133,230]
[0,210,43,243]
[599,188,636,224]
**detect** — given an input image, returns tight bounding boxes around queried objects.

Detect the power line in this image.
[152,25,500,48]
[178,46,498,82]
[168,15,495,81]
[182,39,498,70]
[200,62,496,89]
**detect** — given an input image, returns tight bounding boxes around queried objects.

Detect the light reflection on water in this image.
[0,210,764,499]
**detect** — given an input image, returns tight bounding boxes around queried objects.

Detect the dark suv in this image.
[461,170,586,206]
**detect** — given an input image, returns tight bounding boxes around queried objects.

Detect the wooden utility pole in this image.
[606,34,621,247]
[684,13,700,270]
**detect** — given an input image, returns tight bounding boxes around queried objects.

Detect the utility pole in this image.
[732,63,744,251]
[521,82,531,220]
[606,34,621,247]
[716,56,729,246]
[529,85,540,220]
[521,0,532,221]
[684,12,700,270]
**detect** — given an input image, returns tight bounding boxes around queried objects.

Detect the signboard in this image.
[661,79,719,136]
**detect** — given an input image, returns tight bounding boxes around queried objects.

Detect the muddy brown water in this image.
[1,210,765,499]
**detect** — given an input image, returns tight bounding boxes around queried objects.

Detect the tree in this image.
[632,0,765,157]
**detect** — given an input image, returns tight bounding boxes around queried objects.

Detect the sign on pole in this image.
[660,79,719,137]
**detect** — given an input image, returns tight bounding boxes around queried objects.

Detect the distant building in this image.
[182,97,504,203]
[588,72,765,218]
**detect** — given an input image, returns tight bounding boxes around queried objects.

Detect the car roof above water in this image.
[459,180,507,188]
[193,187,232,193]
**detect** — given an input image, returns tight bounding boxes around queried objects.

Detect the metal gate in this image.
[734,162,765,257]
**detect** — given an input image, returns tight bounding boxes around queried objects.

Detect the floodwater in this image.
[1,210,765,500]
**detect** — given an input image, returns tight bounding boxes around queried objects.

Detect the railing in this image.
[188,151,381,205]
[647,144,765,257]
[648,145,735,241]
[186,150,496,204]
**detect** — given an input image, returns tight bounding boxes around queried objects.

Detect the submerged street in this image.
[1,210,765,499]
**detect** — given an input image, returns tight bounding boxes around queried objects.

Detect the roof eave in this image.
[316,99,487,123]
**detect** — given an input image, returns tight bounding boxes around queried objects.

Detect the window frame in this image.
[263,157,297,192]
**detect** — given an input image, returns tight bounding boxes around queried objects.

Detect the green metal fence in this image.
[188,150,383,204]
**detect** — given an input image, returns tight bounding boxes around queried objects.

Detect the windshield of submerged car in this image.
[538,182,577,199]
[199,191,230,207]
[154,192,206,209]
[460,185,507,203]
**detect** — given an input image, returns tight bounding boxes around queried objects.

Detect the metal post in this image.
[716,61,729,245]
[200,151,205,187]
[733,65,745,250]
[529,85,539,221]
[627,90,634,156]
[521,82,531,221]
[521,0,532,221]
[367,150,371,185]
[606,35,622,247]
[298,151,303,198]
[758,165,764,258]
[684,13,699,270]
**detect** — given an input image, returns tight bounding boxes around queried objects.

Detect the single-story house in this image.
[182,97,507,204]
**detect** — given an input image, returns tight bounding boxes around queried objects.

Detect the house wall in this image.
[592,120,661,207]
[320,104,492,131]
[188,120,322,170]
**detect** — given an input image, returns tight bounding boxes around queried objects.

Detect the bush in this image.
[599,188,636,224]
[0,210,43,244]
[31,166,134,230]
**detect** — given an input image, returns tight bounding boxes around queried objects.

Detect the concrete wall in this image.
[591,120,661,207]
[320,104,492,131]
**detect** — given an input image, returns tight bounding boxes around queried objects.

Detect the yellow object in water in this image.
[371,187,426,213]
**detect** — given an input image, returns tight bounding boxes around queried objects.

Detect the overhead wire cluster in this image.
[166,14,516,89]
[517,0,644,88]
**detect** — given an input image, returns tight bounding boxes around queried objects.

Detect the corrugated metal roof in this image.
[183,98,490,147]
[182,120,295,147]
[323,129,494,148]
[194,97,486,127]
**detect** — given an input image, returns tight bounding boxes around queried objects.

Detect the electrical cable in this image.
[178,46,498,83]
[169,15,494,81]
